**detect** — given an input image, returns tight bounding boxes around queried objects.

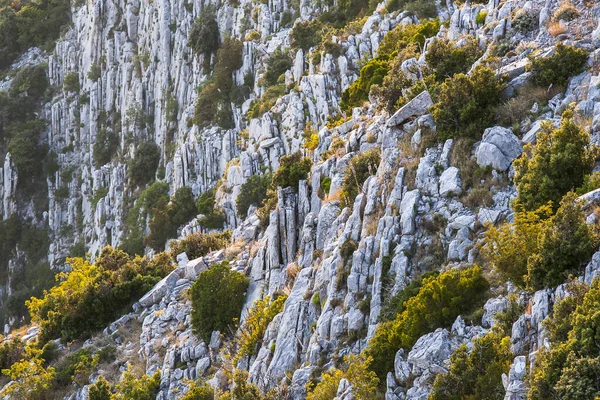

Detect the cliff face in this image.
[2,0,600,398]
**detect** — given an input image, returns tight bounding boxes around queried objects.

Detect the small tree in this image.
[340,148,381,209]
[260,49,292,87]
[272,152,312,191]
[190,261,249,342]
[513,109,597,212]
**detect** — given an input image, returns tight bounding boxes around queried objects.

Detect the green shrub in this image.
[529,44,588,87]
[234,294,287,364]
[88,63,101,81]
[113,366,160,400]
[246,84,287,118]
[9,64,47,98]
[306,354,379,400]
[340,148,380,209]
[430,329,512,400]
[88,375,112,400]
[380,271,439,322]
[7,119,47,184]
[527,192,598,290]
[188,9,220,61]
[260,49,292,87]
[236,172,273,218]
[63,72,80,92]
[0,7,20,69]
[129,141,160,186]
[169,230,231,260]
[0,338,25,373]
[54,348,97,387]
[290,20,322,51]
[366,266,489,381]
[181,381,215,400]
[93,129,119,166]
[340,239,358,263]
[425,37,483,81]
[190,261,249,342]
[272,152,312,191]
[528,280,600,399]
[513,110,597,212]
[340,55,390,111]
[91,187,109,209]
[170,186,197,226]
[196,189,217,215]
[512,12,538,33]
[27,248,174,342]
[378,20,440,57]
[482,192,598,290]
[431,65,505,140]
[475,10,487,25]
[194,37,243,128]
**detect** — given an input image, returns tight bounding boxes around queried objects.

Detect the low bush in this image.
[26,248,174,342]
[290,20,322,51]
[169,230,231,260]
[129,141,160,187]
[431,65,505,140]
[513,109,597,212]
[93,129,119,166]
[366,266,489,381]
[236,172,273,218]
[272,152,312,191]
[528,279,600,399]
[430,329,512,400]
[63,72,80,93]
[340,55,390,111]
[340,148,380,209]
[234,294,287,365]
[9,64,48,99]
[113,366,161,400]
[246,84,287,118]
[528,44,588,87]
[482,192,598,290]
[307,354,379,400]
[379,271,439,322]
[190,261,249,342]
[425,37,483,81]
[260,49,292,87]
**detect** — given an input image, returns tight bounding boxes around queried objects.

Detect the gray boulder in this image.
[386,91,433,127]
[439,167,462,196]
[476,127,523,171]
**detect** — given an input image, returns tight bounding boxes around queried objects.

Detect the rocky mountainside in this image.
[1,0,600,398]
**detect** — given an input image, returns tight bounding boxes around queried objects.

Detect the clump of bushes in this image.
[431,65,505,140]
[194,37,244,129]
[145,186,198,251]
[379,270,439,322]
[366,266,489,381]
[26,248,174,342]
[195,188,227,230]
[63,72,80,93]
[290,20,322,51]
[169,230,231,260]
[129,141,160,186]
[234,294,287,365]
[528,280,600,399]
[425,37,483,81]
[93,129,119,166]
[188,8,220,69]
[430,329,512,400]
[340,148,380,209]
[513,109,597,212]
[236,172,273,218]
[272,152,312,191]
[341,55,390,111]
[482,192,598,290]
[528,44,588,87]
[306,354,379,400]
[260,49,292,87]
[190,261,249,342]
[246,84,286,119]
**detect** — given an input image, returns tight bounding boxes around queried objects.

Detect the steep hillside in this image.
[1,0,600,398]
